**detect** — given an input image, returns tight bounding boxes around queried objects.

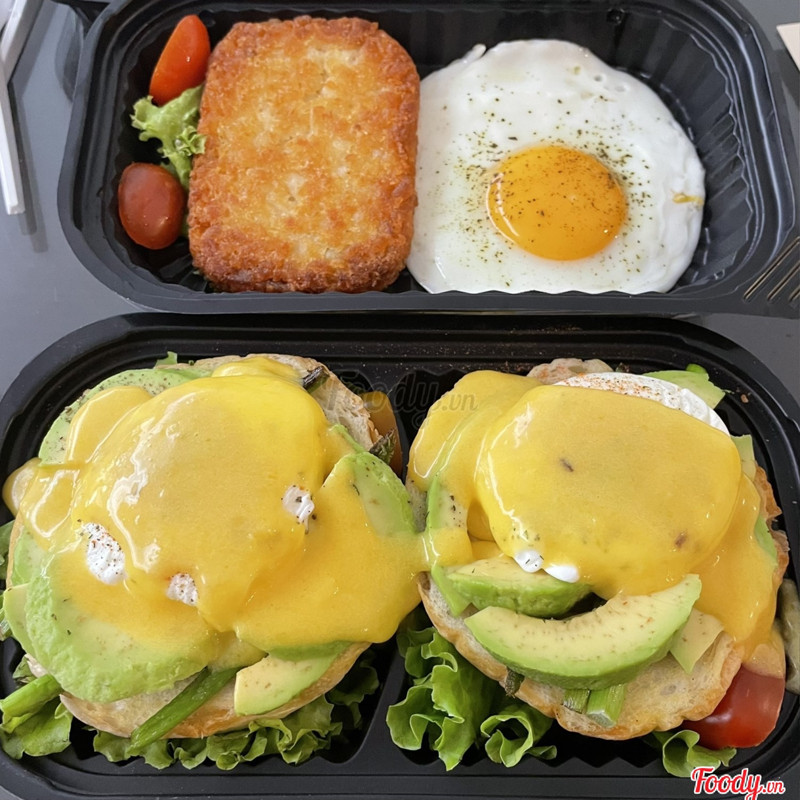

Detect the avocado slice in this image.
[208,635,264,671]
[2,526,45,655]
[2,583,34,655]
[8,524,44,586]
[37,367,206,464]
[669,608,724,673]
[446,556,592,617]
[346,450,416,536]
[430,564,472,616]
[426,473,467,531]
[644,368,725,408]
[22,550,219,703]
[465,574,701,689]
[233,643,347,716]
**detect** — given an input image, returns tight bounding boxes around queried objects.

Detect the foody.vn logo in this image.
[692,767,786,799]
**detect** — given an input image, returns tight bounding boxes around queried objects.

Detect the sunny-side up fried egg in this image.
[407,40,705,294]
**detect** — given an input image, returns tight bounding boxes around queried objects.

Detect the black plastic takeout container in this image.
[57,0,799,315]
[0,313,798,799]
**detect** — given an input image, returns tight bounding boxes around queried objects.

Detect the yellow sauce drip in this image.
[235,461,428,649]
[18,465,79,542]
[693,474,778,658]
[65,385,153,464]
[2,459,39,516]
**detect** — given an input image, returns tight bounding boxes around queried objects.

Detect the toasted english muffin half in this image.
[27,643,370,739]
[9,354,382,738]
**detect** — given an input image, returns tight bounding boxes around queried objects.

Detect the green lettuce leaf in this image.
[131,86,205,189]
[481,704,556,767]
[386,617,554,770]
[0,699,73,758]
[95,694,342,770]
[0,519,13,581]
[648,729,736,778]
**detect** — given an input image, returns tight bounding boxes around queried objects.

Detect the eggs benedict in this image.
[406,358,790,744]
[0,353,464,752]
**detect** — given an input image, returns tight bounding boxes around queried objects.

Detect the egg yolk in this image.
[486,145,627,261]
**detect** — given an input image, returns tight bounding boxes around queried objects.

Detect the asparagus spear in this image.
[0,673,62,722]
[585,683,626,727]
[561,687,590,714]
[129,667,238,749]
[302,366,328,393]
[369,430,396,466]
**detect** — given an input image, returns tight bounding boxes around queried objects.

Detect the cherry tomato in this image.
[683,667,785,749]
[361,391,403,476]
[118,163,186,250]
[149,15,211,106]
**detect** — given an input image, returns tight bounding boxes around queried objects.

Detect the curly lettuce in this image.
[648,729,736,778]
[131,86,205,189]
[386,615,555,769]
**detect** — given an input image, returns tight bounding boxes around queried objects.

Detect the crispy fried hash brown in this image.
[188,16,419,293]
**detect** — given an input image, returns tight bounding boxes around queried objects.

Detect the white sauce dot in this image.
[282,485,315,530]
[544,564,581,583]
[83,522,126,585]
[514,549,543,573]
[167,573,198,606]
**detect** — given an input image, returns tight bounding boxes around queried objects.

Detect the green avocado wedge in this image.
[430,564,472,616]
[669,608,724,673]
[233,644,348,716]
[346,450,417,536]
[446,556,592,617]
[2,584,34,655]
[37,367,208,465]
[425,473,468,531]
[465,575,702,690]
[7,525,44,587]
[21,551,218,703]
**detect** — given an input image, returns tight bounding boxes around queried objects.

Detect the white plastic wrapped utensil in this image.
[0,0,43,215]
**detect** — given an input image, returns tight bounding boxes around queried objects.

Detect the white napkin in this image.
[777,22,800,70]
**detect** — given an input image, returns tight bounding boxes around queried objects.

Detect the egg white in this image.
[407,40,705,294]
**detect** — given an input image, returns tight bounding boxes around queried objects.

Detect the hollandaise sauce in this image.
[408,370,780,659]
[4,358,465,674]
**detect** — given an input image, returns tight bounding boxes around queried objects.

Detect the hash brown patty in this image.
[188,16,420,293]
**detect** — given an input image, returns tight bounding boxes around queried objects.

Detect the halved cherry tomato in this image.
[118,163,186,249]
[683,667,785,749]
[149,15,211,106]
[361,391,403,476]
